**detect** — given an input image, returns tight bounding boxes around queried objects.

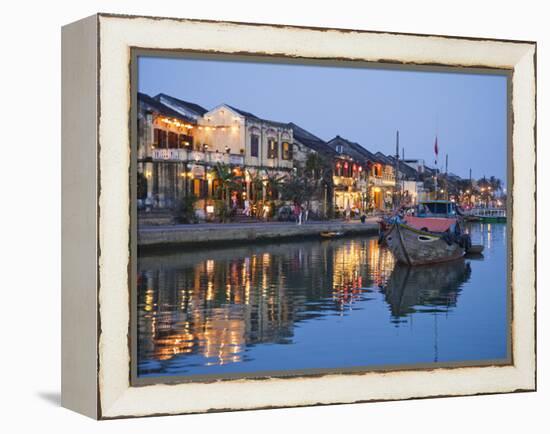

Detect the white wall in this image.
[196,106,246,154]
[3,1,547,433]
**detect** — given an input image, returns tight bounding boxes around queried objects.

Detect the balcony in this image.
[371,175,396,187]
[152,149,244,166]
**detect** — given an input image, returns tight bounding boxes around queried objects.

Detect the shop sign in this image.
[229,154,244,165]
[190,164,205,178]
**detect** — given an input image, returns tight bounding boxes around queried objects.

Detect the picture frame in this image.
[61,13,536,419]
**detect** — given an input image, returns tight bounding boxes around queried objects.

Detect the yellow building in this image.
[327,136,396,214]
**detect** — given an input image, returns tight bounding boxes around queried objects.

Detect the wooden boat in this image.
[320,231,344,239]
[385,216,468,266]
[379,200,462,245]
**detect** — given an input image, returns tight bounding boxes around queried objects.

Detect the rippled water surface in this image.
[137,223,508,378]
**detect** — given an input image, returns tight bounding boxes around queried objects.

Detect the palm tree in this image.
[489,176,502,193]
[280,171,314,205]
[246,169,264,202]
[264,169,287,200]
[214,163,242,206]
[477,176,494,207]
[304,152,334,217]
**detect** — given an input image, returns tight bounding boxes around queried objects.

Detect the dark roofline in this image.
[374,151,394,165]
[327,135,381,163]
[225,104,259,119]
[154,93,208,115]
[224,104,290,128]
[289,122,336,156]
[386,155,419,178]
[138,92,196,123]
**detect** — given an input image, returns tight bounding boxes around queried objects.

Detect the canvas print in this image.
[133,54,509,382]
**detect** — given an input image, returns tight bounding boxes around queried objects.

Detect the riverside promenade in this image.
[138,218,380,249]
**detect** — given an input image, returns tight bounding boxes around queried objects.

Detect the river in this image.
[136,222,508,379]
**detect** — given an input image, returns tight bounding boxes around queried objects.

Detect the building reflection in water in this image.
[137,235,470,376]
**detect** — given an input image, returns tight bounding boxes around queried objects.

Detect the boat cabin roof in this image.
[417,200,458,217]
[404,216,456,233]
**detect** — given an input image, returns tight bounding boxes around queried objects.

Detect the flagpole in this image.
[434,170,438,200]
[445,153,449,200]
[434,135,438,200]
[395,130,400,209]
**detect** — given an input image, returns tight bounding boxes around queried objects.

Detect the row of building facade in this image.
[137,92,436,220]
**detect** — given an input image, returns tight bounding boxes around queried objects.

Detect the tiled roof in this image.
[225,104,290,128]
[385,155,419,179]
[327,136,380,163]
[154,93,209,116]
[138,92,196,123]
[289,123,336,156]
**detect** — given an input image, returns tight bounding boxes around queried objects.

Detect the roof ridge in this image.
[154,93,208,115]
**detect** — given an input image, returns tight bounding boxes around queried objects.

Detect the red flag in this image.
[434,136,439,156]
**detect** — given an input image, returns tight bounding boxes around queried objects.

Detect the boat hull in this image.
[478,216,506,223]
[385,224,465,266]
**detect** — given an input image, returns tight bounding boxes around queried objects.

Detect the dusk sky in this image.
[139,56,508,182]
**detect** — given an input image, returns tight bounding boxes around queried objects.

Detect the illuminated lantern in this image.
[344,162,349,169]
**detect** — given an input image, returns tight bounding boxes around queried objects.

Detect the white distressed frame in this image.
[64,13,536,419]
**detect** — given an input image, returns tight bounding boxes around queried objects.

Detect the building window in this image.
[153,128,159,146]
[168,131,178,149]
[336,145,344,154]
[193,179,207,198]
[251,134,259,157]
[179,134,193,148]
[137,117,144,138]
[282,142,292,160]
[195,142,205,152]
[267,138,278,159]
[343,162,350,177]
[193,179,201,197]
[154,128,168,148]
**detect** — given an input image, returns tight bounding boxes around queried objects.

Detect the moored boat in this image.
[320,231,344,239]
[385,216,470,266]
[470,207,506,223]
[378,200,463,245]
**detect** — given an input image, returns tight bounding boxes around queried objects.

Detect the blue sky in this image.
[139,56,508,182]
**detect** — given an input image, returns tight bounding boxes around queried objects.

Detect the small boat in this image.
[466,244,484,254]
[320,231,344,239]
[470,207,506,223]
[378,200,461,246]
[464,215,481,222]
[385,216,471,266]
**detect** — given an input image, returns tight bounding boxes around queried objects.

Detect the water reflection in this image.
[137,223,506,378]
[380,260,471,320]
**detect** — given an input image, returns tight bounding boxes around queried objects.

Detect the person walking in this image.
[294,202,302,225]
[345,203,351,221]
